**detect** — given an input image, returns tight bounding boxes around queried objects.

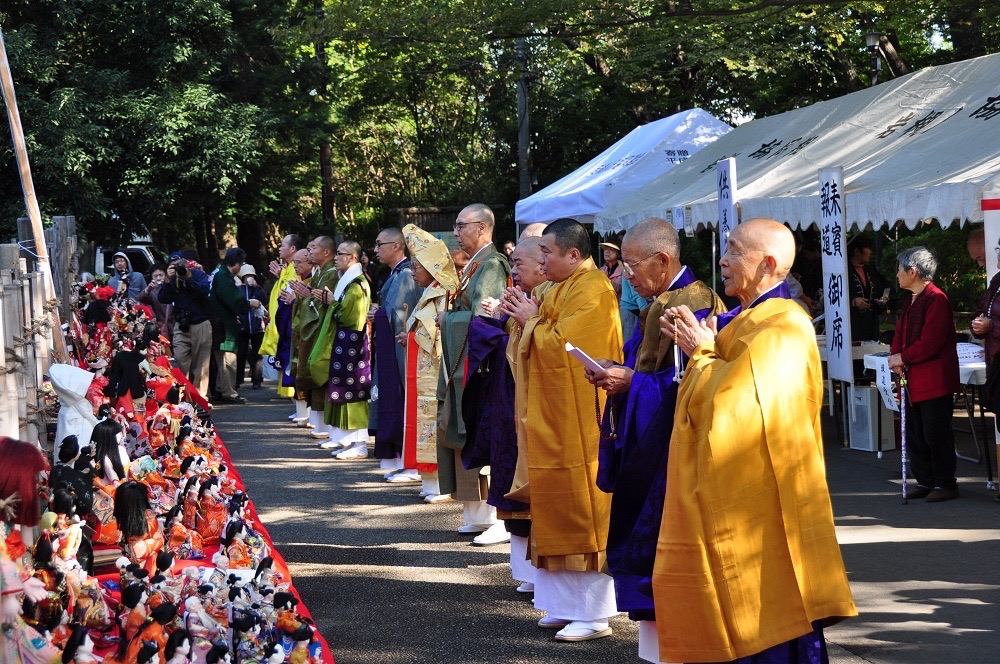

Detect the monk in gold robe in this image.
[585,218,726,659]
[651,218,856,663]
[499,219,623,643]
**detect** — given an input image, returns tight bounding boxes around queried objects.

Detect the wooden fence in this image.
[0,216,75,446]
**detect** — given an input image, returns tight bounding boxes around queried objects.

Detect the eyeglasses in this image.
[453,221,483,231]
[374,240,397,248]
[336,251,353,257]
[622,253,659,277]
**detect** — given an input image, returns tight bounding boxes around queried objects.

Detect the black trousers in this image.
[237,331,265,386]
[905,393,958,490]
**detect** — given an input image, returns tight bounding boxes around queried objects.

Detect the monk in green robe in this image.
[289,236,339,437]
[438,204,511,542]
[318,241,373,459]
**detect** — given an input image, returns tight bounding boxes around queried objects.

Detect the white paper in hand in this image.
[565,342,605,374]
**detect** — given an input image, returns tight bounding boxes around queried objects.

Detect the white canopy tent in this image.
[515,108,731,225]
[595,52,1000,234]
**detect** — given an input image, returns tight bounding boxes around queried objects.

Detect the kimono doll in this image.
[114,602,177,664]
[184,591,224,663]
[179,477,201,530]
[232,613,265,663]
[118,582,149,643]
[205,644,233,664]
[21,533,69,636]
[164,628,193,664]
[221,521,253,569]
[272,591,303,645]
[195,479,226,546]
[163,504,205,561]
[49,436,95,519]
[288,625,319,664]
[112,481,165,574]
[90,419,129,484]
[62,623,98,663]
[146,574,172,611]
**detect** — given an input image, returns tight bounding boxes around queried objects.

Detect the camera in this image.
[176,264,188,277]
[175,307,192,332]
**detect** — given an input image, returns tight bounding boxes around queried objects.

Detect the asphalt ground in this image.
[212,385,1000,664]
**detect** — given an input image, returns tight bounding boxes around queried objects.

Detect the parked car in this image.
[93,242,169,278]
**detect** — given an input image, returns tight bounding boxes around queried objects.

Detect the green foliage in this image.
[877,224,984,315]
[1,0,999,262]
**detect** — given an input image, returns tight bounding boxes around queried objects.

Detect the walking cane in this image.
[899,372,909,505]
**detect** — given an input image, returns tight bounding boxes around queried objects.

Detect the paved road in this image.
[213,386,999,664]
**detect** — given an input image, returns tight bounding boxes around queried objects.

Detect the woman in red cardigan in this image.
[888,246,961,502]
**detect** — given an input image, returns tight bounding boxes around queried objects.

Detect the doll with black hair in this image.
[273,591,303,639]
[195,478,226,545]
[205,643,233,664]
[136,640,162,664]
[221,520,253,569]
[119,581,149,642]
[233,612,266,663]
[114,601,177,664]
[50,435,95,518]
[61,622,98,663]
[90,418,129,484]
[164,628,193,664]
[22,531,69,635]
[163,503,205,561]
[112,480,165,574]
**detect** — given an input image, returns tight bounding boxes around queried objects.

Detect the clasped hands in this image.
[659,305,717,357]
[496,286,539,328]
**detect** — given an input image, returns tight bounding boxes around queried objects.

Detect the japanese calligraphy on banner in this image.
[874,356,899,412]
[716,158,738,258]
[819,167,853,383]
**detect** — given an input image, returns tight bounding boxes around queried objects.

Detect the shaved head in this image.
[510,237,546,292]
[622,218,680,261]
[519,223,547,241]
[721,218,796,306]
[459,204,495,230]
[736,218,796,276]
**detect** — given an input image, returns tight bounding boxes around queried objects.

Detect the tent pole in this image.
[712,229,717,293]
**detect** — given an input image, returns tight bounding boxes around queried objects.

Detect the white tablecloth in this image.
[863,352,985,385]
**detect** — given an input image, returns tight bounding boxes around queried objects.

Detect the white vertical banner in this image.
[819,167,853,383]
[984,192,1000,283]
[670,206,683,231]
[716,158,738,258]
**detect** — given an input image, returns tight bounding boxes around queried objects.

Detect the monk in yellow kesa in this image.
[498,219,623,643]
[651,219,856,664]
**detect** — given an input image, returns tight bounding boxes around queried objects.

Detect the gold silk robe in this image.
[511,259,622,571]
[652,297,857,663]
[404,281,450,468]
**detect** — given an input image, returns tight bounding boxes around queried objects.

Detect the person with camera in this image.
[212,247,263,405]
[108,252,148,302]
[236,264,268,389]
[159,252,213,397]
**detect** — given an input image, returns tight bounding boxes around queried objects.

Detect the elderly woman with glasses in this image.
[888,246,961,502]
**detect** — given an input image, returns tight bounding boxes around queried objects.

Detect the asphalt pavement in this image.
[212,385,1000,664]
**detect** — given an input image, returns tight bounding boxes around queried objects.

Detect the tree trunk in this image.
[320,141,334,230]
[943,0,986,60]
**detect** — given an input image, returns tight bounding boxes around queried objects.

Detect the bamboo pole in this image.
[0,27,67,364]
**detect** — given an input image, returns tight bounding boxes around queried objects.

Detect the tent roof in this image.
[594,52,1000,234]
[514,108,731,224]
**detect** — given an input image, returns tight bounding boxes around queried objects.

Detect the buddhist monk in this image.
[499,219,622,642]
[519,222,547,241]
[585,218,725,658]
[650,218,856,663]
[438,204,511,542]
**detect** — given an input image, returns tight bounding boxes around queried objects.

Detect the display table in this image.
[862,352,994,488]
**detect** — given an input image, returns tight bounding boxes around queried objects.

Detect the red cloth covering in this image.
[94,376,335,663]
